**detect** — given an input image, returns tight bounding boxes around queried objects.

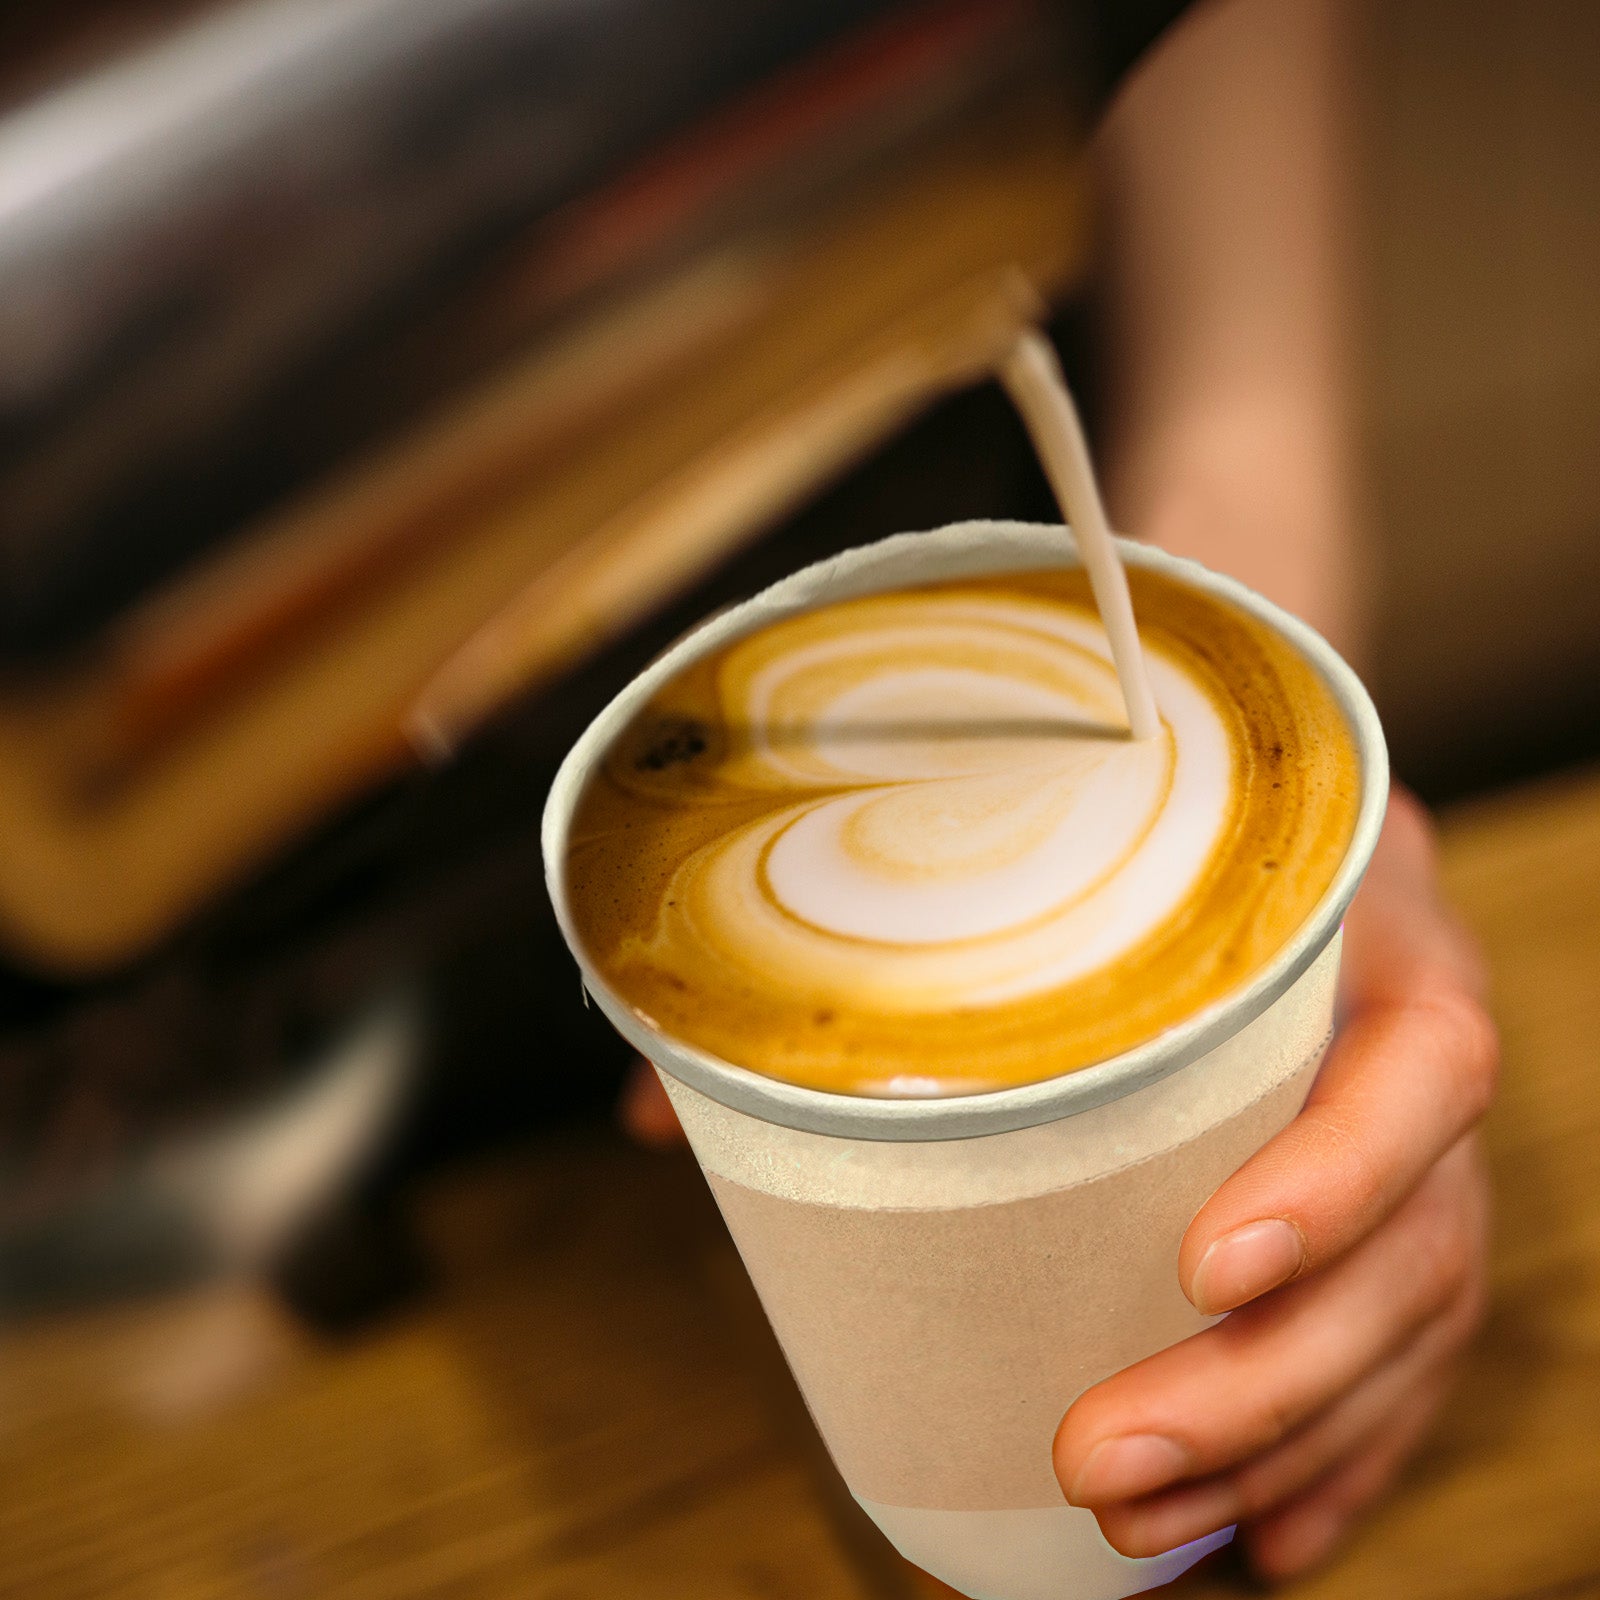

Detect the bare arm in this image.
[1098,0,1365,660]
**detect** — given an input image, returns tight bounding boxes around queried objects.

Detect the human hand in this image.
[1052,785,1498,1580]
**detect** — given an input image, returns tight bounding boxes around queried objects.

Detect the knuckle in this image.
[1296,1100,1376,1203]
[1442,1250,1491,1350]
[1229,1458,1285,1521]
[1445,1286,1488,1357]
[1422,989,1501,1126]
[1411,1187,1476,1310]
[1247,1384,1302,1459]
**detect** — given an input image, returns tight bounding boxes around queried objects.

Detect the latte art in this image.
[662,603,1225,1006]
[567,568,1359,1095]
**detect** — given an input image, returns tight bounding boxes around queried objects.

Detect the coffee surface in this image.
[564,566,1359,1095]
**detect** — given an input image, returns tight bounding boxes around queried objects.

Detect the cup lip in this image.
[543,521,1388,1142]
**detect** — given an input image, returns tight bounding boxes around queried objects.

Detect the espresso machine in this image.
[0,0,1185,1316]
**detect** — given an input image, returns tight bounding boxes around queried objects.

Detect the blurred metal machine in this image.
[0,0,1183,1310]
[0,0,1189,974]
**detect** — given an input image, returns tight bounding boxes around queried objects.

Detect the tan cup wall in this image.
[660,935,1339,1514]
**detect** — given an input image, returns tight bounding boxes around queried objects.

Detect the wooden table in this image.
[2,766,1598,1600]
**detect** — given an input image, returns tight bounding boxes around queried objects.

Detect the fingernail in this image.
[1068,1434,1191,1506]
[1192,1219,1305,1314]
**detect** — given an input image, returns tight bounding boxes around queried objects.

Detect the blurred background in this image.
[0,2,1596,1597]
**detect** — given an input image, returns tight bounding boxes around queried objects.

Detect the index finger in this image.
[1177,794,1498,1313]
[1178,979,1497,1315]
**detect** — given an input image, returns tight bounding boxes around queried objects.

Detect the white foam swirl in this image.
[655,595,1234,1011]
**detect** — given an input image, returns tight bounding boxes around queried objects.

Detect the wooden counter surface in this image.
[2,765,1597,1599]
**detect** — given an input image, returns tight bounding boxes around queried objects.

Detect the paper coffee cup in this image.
[543,522,1388,1600]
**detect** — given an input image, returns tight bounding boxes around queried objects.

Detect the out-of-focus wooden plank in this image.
[0,1135,889,1600]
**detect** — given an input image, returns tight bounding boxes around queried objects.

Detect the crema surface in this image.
[565,568,1359,1096]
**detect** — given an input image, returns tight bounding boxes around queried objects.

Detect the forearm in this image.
[1095,0,1367,663]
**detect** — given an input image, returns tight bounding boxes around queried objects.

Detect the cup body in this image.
[659,938,1336,1599]
[543,522,1388,1599]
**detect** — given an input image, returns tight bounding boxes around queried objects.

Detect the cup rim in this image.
[542,521,1388,1142]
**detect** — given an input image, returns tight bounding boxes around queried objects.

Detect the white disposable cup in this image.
[544,522,1388,1600]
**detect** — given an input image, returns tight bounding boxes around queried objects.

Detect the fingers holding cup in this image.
[1056,1135,1489,1527]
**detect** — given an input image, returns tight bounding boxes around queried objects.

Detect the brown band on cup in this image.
[672,937,1338,1511]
